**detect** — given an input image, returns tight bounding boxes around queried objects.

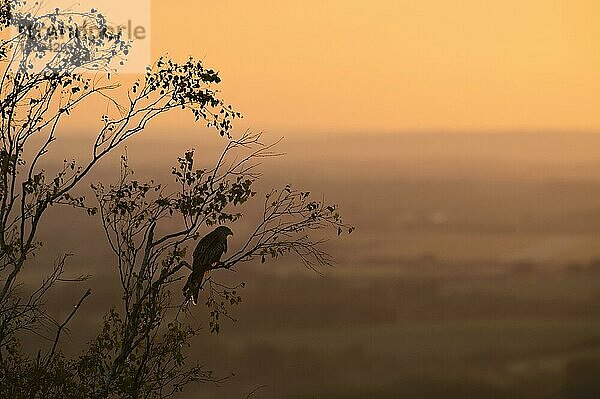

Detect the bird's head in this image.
[214,226,233,237]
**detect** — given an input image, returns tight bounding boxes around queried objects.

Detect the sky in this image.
[18,0,600,134]
[146,1,600,134]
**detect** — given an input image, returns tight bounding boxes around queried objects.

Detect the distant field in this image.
[224,319,600,358]
[188,266,600,399]
[23,132,600,398]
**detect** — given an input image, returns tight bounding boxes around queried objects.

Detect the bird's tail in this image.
[182,269,205,305]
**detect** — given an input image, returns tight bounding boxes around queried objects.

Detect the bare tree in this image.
[0,1,352,397]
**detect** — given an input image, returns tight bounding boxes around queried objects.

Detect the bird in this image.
[183,226,233,305]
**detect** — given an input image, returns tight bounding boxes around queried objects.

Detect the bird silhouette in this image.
[183,226,233,305]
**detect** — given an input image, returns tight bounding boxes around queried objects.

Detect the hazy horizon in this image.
[20,129,600,398]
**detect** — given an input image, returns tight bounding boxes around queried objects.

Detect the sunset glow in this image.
[145,1,600,133]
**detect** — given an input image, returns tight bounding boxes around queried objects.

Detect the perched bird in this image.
[183,226,233,305]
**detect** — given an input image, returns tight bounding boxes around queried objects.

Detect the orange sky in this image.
[53,1,600,134]
[143,1,600,133]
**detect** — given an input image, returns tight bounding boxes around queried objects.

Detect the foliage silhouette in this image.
[0,1,352,397]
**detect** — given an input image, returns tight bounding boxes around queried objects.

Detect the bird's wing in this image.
[207,238,227,265]
[193,232,218,269]
[192,232,227,271]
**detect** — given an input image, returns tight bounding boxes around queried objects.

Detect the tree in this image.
[0,1,352,397]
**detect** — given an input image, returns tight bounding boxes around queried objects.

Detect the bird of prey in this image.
[183,226,233,305]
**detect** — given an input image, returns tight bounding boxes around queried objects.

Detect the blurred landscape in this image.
[29,131,600,398]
